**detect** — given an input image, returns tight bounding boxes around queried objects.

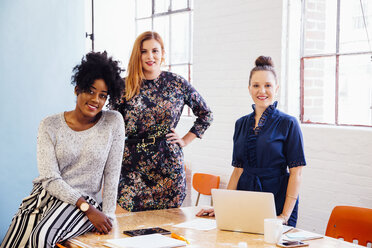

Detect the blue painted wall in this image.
[0,0,86,241]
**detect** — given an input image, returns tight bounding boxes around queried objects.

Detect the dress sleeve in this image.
[232,119,243,168]
[284,117,306,168]
[183,78,213,138]
[101,112,125,220]
[36,119,81,205]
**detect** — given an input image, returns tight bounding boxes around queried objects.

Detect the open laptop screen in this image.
[212,189,277,234]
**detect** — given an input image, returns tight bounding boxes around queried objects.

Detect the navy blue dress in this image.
[232,102,306,227]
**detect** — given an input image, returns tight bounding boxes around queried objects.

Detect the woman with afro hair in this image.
[1,51,125,248]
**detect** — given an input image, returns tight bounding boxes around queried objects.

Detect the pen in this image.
[56,244,67,248]
[171,233,190,244]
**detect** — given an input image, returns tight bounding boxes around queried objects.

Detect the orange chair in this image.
[192,173,220,206]
[325,206,372,246]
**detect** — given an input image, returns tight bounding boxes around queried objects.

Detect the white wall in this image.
[300,125,372,233]
[93,0,135,69]
[178,0,372,235]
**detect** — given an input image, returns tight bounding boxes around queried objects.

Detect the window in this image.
[301,0,372,126]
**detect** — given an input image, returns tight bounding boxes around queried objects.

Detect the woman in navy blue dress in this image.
[197,56,306,227]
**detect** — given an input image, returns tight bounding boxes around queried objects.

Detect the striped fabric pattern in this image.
[1,184,100,248]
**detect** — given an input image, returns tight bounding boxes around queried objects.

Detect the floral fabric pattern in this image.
[113,71,213,211]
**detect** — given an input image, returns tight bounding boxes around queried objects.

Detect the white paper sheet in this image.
[284,230,323,241]
[173,218,217,231]
[282,225,294,234]
[104,234,186,248]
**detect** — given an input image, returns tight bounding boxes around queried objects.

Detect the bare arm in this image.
[278,166,303,224]
[227,167,244,190]
[182,131,197,146]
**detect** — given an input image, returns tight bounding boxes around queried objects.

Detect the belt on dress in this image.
[125,135,166,145]
[239,166,288,191]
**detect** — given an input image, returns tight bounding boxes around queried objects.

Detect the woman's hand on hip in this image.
[166,128,186,147]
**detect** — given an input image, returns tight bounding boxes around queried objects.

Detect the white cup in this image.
[264,218,283,244]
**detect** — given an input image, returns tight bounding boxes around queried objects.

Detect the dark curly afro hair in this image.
[71,51,125,107]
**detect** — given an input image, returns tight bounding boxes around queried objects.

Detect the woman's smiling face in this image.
[249,70,279,110]
[141,39,163,78]
[75,78,108,119]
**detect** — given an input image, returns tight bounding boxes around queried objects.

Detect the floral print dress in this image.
[113,71,213,211]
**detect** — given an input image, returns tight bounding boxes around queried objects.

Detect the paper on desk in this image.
[104,234,186,248]
[174,218,216,231]
[284,230,323,241]
[282,225,294,234]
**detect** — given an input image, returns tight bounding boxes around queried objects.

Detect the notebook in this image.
[212,189,277,234]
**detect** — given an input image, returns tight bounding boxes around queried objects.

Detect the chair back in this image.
[192,173,220,206]
[192,173,220,195]
[325,206,372,246]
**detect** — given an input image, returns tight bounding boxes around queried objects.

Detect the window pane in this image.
[154,0,170,14]
[172,0,188,11]
[136,18,152,35]
[170,64,189,81]
[339,0,372,53]
[170,12,190,64]
[136,0,152,18]
[338,54,372,125]
[154,15,170,65]
[303,0,337,56]
[303,57,336,123]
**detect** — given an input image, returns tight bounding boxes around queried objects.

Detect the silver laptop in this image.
[212,189,276,234]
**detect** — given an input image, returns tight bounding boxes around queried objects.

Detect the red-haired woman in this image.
[112,31,213,212]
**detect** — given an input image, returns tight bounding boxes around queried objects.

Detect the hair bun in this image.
[255,56,274,67]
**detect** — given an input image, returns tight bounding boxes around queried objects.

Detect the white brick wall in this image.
[177,0,372,235]
[299,125,372,233]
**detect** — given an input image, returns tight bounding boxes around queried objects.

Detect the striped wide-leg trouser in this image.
[1,183,100,248]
